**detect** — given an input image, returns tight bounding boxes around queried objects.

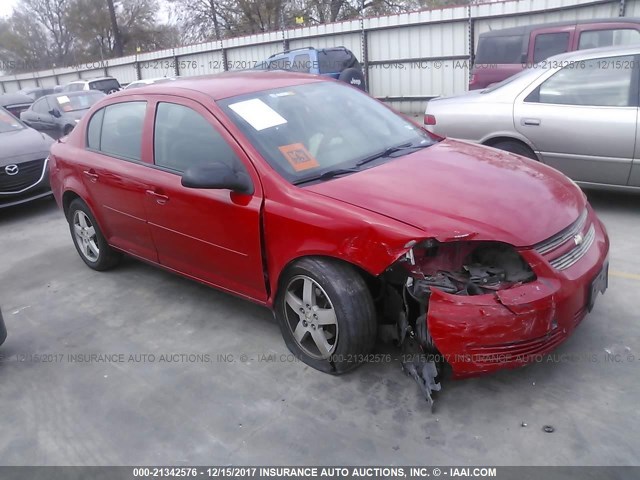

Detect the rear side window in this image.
[91,102,146,160]
[291,54,311,73]
[528,55,634,107]
[474,35,524,64]
[318,50,357,74]
[533,32,570,63]
[153,102,243,173]
[578,28,640,49]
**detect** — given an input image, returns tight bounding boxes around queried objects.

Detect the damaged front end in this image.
[379,238,536,407]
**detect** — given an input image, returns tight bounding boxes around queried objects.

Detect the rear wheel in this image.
[276,258,376,374]
[490,140,537,160]
[68,199,121,271]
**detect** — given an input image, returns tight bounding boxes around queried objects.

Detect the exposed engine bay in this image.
[379,239,536,408]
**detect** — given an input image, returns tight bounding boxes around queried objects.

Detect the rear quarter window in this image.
[474,35,524,64]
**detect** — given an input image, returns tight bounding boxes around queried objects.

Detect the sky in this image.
[0,0,19,18]
[0,0,171,22]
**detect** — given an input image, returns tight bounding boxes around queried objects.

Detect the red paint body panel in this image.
[307,139,586,247]
[49,71,610,377]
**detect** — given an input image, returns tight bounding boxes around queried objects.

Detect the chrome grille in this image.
[534,209,588,255]
[0,159,46,193]
[549,224,595,270]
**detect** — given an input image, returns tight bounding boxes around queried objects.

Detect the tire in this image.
[338,67,366,91]
[275,257,376,374]
[490,140,537,160]
[67,198,121,271]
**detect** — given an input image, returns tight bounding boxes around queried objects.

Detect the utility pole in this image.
[106,0,124,57]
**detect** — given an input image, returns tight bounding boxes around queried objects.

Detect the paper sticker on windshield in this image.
[229,98,286,131]
[279,143,319,172]
[56,95,70,104]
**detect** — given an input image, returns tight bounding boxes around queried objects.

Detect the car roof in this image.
[268,46,351,58]
[111,70,323,101]
[68,77,117,84]
[0,93,34,107]
[480,17,640,38]
[547,43,640,61]
[44,90,105,100]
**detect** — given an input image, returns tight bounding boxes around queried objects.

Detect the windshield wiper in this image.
[293,168,360,186]
[356,141,431,167]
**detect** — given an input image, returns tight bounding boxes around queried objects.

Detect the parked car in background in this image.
[62,77,121,94]
[0,106,54,208]
[124,77,177,90]
[470,17,640,89]
[21,91,105,139]
[254,46,366,91]
[18,86,59,100]
[49,71,608,381]
[426,45,640,189]
[0,93,34,119]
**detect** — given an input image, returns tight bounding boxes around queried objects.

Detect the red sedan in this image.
[48,71,609,381]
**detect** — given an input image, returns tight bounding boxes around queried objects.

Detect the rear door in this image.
[513,54,638,186]
[79,100,158,261]
[144,96,267,302]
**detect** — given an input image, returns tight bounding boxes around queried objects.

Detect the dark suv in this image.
[255,46,366,91]
[470,17,640,89]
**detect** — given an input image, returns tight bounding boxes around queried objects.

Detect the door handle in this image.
[146,189,169,205]
[522,118,541,126]
[83,169,99,182]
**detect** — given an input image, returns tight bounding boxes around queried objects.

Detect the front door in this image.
[144,98,267,302]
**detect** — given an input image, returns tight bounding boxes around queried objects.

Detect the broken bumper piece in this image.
[426,232,609,377]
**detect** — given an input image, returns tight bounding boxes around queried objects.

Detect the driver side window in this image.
[153,102,243,174]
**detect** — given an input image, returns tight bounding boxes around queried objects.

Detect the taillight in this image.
[424,114,436,126]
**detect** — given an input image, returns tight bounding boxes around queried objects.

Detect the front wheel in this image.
[276,257,376,374]
[68,198,121,271]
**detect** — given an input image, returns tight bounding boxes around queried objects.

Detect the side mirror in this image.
[181,163,254,195]
[49,109,61,118]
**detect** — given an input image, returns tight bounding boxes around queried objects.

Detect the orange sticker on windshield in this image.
[279,143,319,172]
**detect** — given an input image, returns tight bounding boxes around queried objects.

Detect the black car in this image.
[20,91,105,139]
[0,106,54,208]
[0,93,34,119]
[0,309,6,347]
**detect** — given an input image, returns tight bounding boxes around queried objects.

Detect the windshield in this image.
[0,107,24,133]
[219,82,435,184]
[54,92,104,112]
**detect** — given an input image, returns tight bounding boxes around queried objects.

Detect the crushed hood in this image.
[307,139,586,247]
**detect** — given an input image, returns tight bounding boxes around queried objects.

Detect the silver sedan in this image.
[425,45,640,189]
